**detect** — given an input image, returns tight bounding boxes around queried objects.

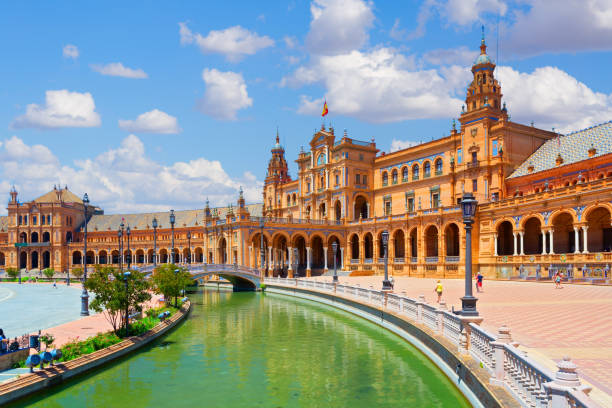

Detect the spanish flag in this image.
[321,100,329,117]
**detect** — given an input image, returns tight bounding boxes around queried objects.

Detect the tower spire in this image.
[480,25,487,54]
[276,126,280,145]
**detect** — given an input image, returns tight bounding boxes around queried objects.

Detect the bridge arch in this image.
[188,264,261,292]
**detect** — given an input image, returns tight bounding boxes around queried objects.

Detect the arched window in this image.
[424,161,431,177]
[391,169,398,184]
[402,167,408,182]
[435,158,443,175]
[287,195,291,206]
[382,172,388,186]
[412,164,419,180]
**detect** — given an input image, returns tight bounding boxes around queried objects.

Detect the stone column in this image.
[519,232,525,255]
[306,246,311,277]
[549,230,555,254]
[490,326,513,385]
[340,247,344,268]
[582,226,589,254]
[513,233,518,256]
[494,233,498,256]
[541,231,547,255]
[268,246,273,275]
[323,247,328,271]
[544,357,592,408]
[573,227,580,254]
[287,246,293,271]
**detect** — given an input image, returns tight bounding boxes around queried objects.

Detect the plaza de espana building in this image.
[1,36,611,281]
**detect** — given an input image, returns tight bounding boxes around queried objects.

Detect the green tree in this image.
[84,266,151,334]
[71,267,84,280]
[43,268,55,280]
[5,267,19,280]
[151,264,192,307]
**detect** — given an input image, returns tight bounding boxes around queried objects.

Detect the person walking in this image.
[476,272,483,293]
[554,271,562,289]
[53,279,57,289]
[435,280,443,303]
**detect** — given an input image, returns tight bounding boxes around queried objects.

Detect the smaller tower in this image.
[9,185,18,204]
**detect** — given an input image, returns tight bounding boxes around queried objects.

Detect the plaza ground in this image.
[310,275,612,406]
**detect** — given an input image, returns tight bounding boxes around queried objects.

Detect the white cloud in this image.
[306,0,375,55]
[90,62,148,79]
[283,48,463,123]
[63,44,79,59]
[0,135,262,215]
[389,18,408,41]
[390,139,418,152]
[11,90,101,129]
[423,46,479,66]
[505,0,612,55]
[198,69,253,121]
[118,109,181,134]
[179,23,274,62]
[284,36,298,49]
[497,65,612,132]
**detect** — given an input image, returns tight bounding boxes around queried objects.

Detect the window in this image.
[33,216,37,225]
[472,179,478,192]
[335,174,339,186]
[392,169,398,184]
[402,167,408,181]
[317,153,326,166]
[24,215,28,225]
[306,182,310,193]
[471,151,477,163]
[457,149,462,164]
[382,172,388,186]
[18,215,22,225]
[355,174,361,184]
[412,165,419,180]
[492,192,499,201]
[492,140,498,156]
[359,154,364,161]
[362,175,368,185]
[287,195,291,206]
[432,193,439,208]
[320,176,325,189]
[424,162,431,178]
[435,159,443,175]
[407,198,414,212]
[384,199,392,216]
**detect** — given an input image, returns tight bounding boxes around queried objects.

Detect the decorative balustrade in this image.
[263,277,600,408]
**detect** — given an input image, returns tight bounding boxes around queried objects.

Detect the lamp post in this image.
[293,247,298,278]
[460,192,479,316]
[152,217,158,267]
[81,193,90,316]
[187,231,192,264]
[174,268,179,307]
[117,228,123,271]
[332,241,338,283]
[170,210,176,264]
[123,271,131,336]
[260,219,265,276]
[126,225,131,270]
[382,230,392,291]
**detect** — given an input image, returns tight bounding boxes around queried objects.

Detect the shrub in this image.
[5,268,19,279]
[43,268,55,279]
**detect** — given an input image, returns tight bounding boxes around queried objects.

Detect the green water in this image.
[10,289,470,407]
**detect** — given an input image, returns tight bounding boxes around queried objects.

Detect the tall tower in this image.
[463,26,505,117]
[9,185,18,204]
[263,130,290,215]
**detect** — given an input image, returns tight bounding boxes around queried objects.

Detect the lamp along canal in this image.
[8,288,470,407]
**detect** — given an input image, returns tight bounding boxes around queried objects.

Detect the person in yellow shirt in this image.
[435,280,443,303]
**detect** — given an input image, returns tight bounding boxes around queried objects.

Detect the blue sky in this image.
[0,0,611,214]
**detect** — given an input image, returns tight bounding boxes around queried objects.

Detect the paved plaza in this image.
[311,275,612,406]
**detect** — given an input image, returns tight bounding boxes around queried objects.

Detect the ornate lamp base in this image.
[460,295,479,316]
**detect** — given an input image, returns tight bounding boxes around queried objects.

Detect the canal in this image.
[9,288,470,407]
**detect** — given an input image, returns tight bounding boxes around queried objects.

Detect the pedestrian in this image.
[476,272,483,292]
[53,279,57,289]
[0,329,5,341]
[554,272,562,289]
[389,276,395,290]
[435,280,443,303]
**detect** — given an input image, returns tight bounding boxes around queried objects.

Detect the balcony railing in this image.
[467,160,480,168]
[364,258,373,264]
[411,257,418,263]
[425,256,439,263]
[394,258,405,264]
[435,170,443,176]
[445,256,460,263]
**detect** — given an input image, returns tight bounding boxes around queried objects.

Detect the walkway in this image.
[310,275,612,407]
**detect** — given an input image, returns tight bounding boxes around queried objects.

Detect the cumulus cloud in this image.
[390,139,419,152]
[497,65,612,132]
[0,135,262,215]
[118,109,181,134]
[423,46,479,66]
[90,62,148,79]
[62,44,79,59]
[198,69,253,121]
[179,23,274,62]
[283,48,463,123]
[505,0,612,56]
[306,0,375,55]
[11,90,101,129]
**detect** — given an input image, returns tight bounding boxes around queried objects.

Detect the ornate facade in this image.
[1,35,611,280]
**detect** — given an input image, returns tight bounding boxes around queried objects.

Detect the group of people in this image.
[434,272,484,304]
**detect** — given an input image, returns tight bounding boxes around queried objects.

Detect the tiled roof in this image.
[34,187,83,204]
[508,121,612,179]
[83,203,263,231]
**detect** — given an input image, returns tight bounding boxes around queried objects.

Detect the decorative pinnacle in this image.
[275,126,279,144]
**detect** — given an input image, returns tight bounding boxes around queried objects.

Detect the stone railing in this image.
[264,277,601,408]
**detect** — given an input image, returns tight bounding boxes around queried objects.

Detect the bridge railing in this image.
[263,277,601,408]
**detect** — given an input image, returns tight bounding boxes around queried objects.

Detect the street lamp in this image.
[187,231,192,264]
[174,268,180,307]
[152,217,158,268]
[460,192,478,316]
[118,227,123,271]
[170,210,176,264]
[123,271,131,336]
[81,193,90,316]
[260,219,265,276]
[332,241,338,283]
[126,225,131,270]
[381,230,392,291]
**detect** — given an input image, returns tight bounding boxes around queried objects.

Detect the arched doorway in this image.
[136,249,145,264]
[72,251,82,265]
[444,224,460,257]
[350,234,359,260]
[20,252,27,269]
[409,228,418,259]
[19,232,27,243]
[0,252,5,266]
[86,251,94,265]
[183,248,191,264]
[586,207,612,252]
[272,235,288,277]
[147,249,155,264]
[42,251,50,269]
[159,249,168,264]
[327,235,342,269]
[252,233,269,270]
[42,231,50,242]
[377,232,385,259]
[31,232,39,243]
[111,250,120,264]
[31,251,39,269]
[497,221,514,255]
[311,236,325,274]
[523,217,542,254]
[552,212,574,254]
[354,195,368,220]
[364,233,373,260]
[195,247,203,263]
[99,250,108,264]
[393,230,405,259]
[334,200,342,221]
[424,226,438,258]
[293,236,306,277]
[318,203,326,219]
[124,250,132,266]
[66,231,73,243]
[218,238,227,264]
